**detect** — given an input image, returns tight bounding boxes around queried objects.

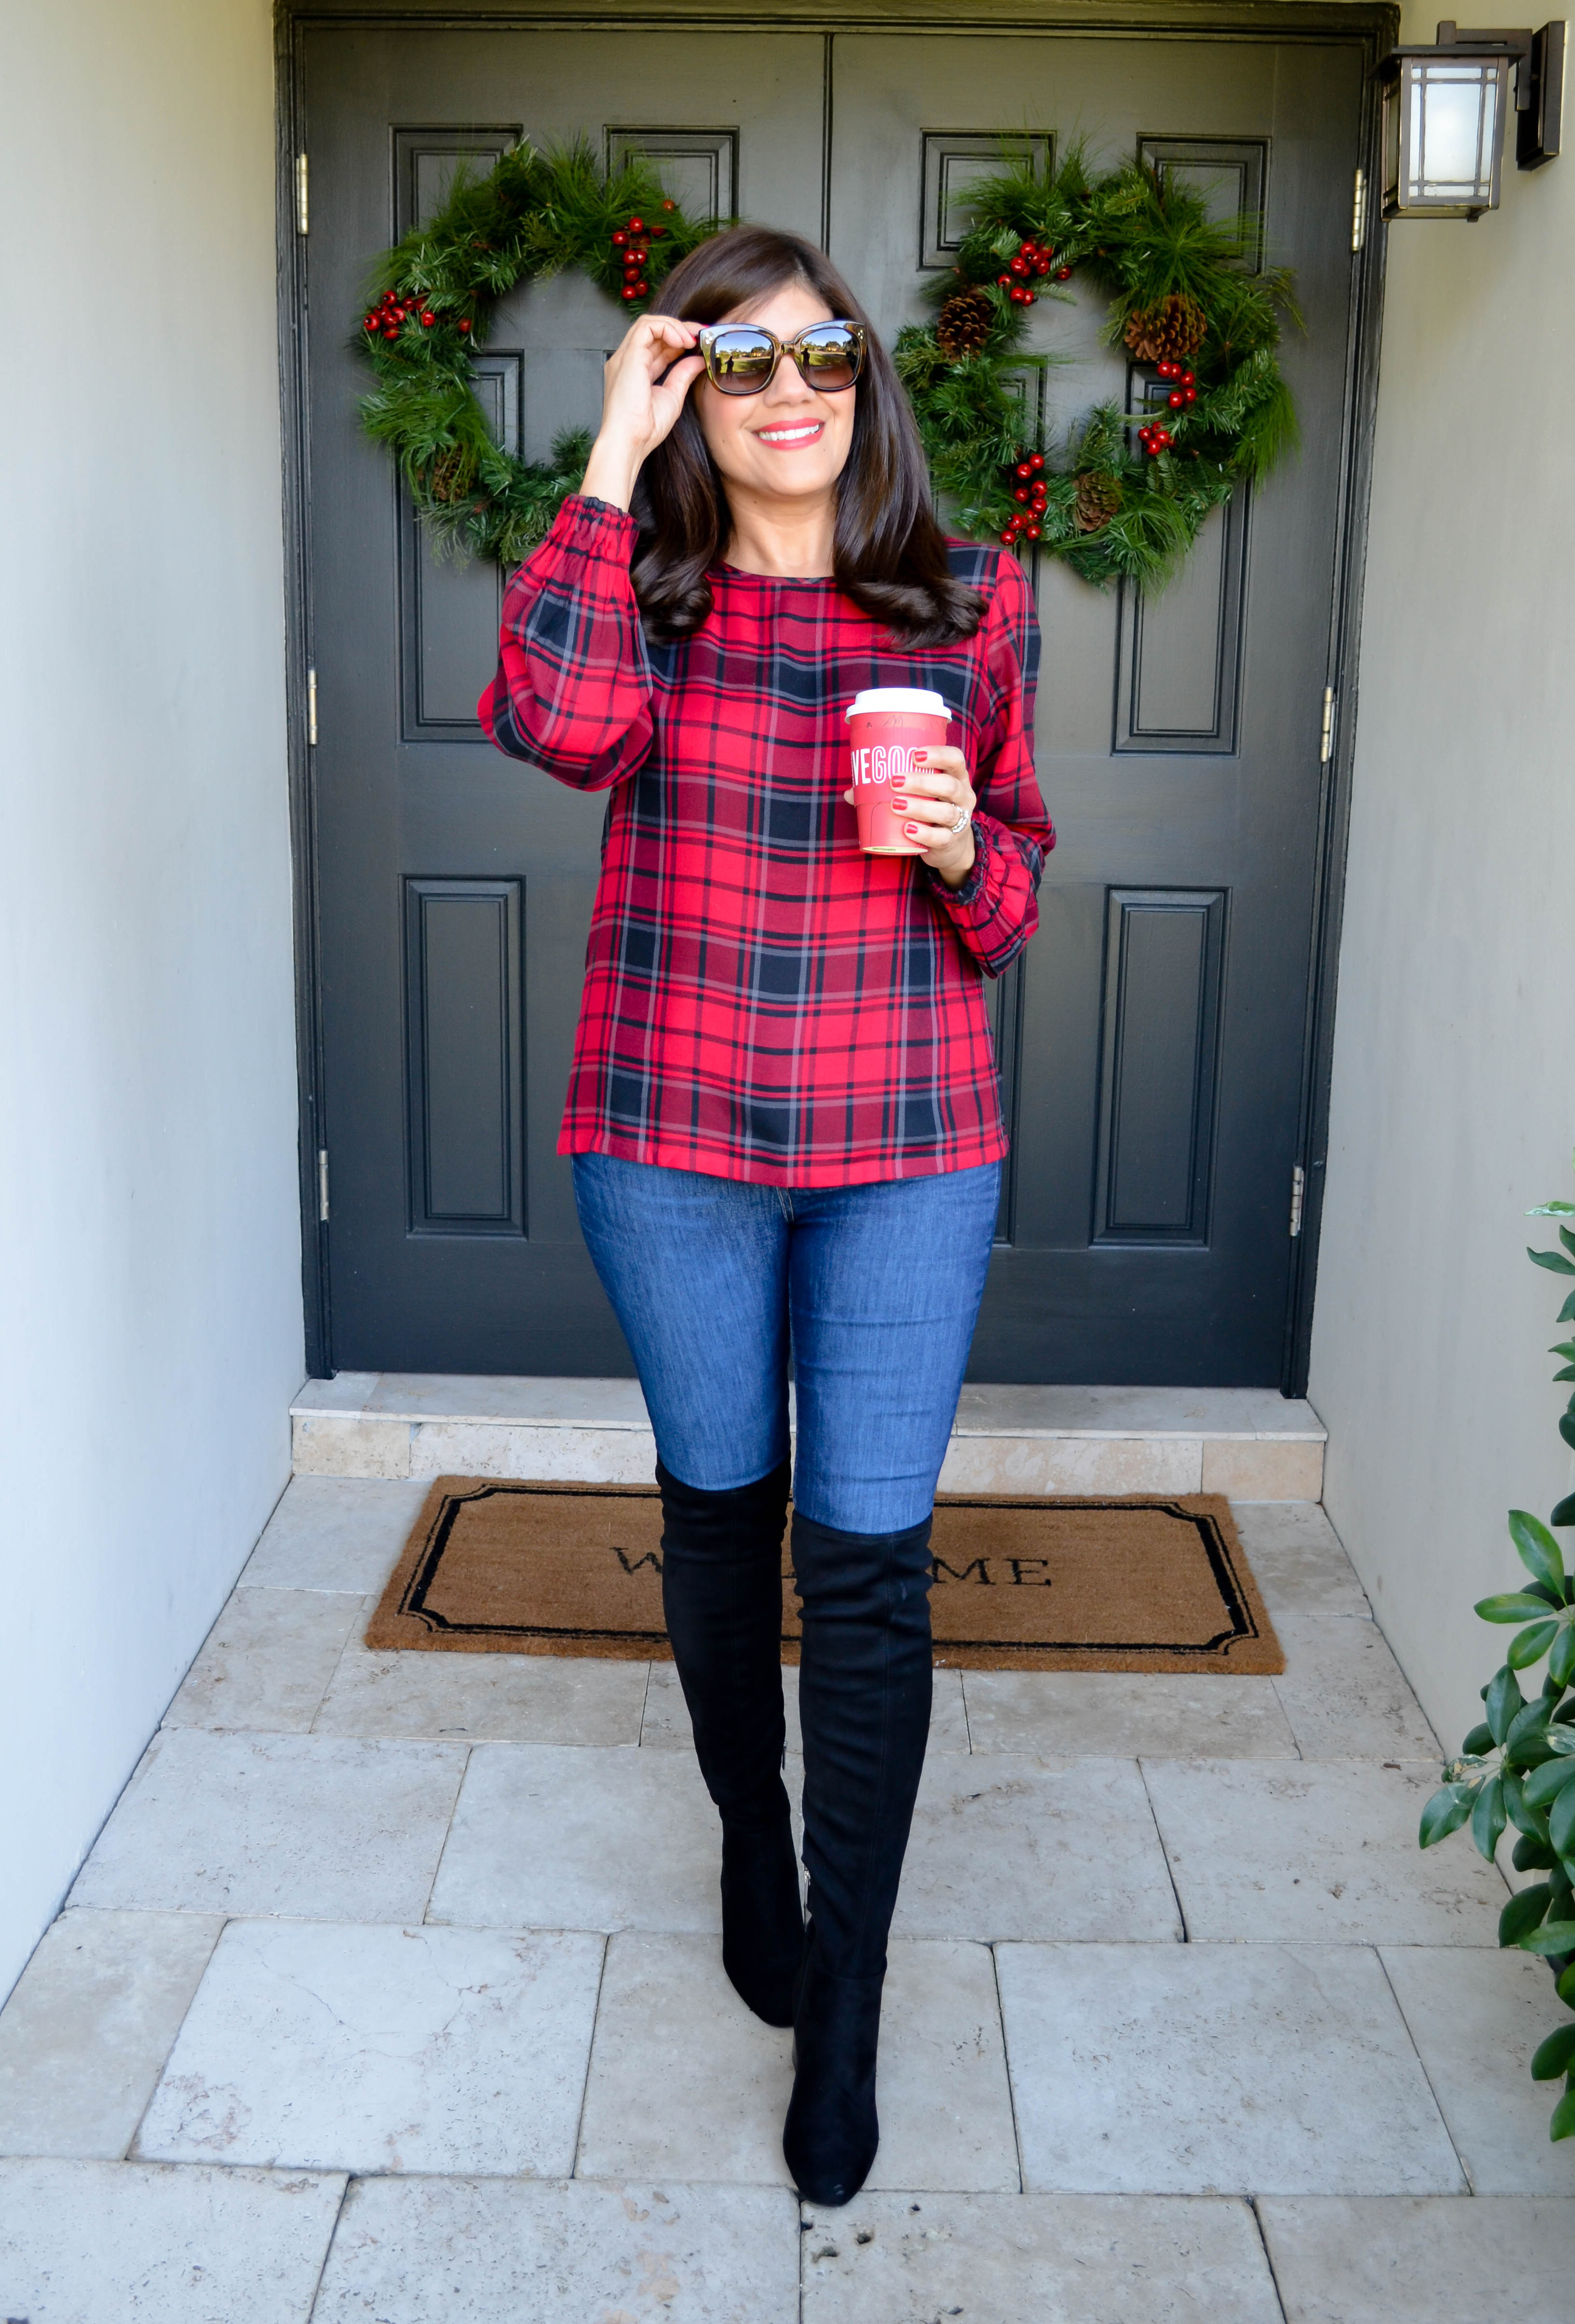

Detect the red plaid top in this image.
[479,494,1052,1186]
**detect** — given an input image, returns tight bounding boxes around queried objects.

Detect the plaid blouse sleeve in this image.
[925,549,1054,977]
[477,495,655,790]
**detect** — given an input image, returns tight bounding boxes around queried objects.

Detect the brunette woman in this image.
[480,224,1052,2206]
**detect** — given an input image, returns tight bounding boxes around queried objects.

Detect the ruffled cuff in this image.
[545,492,639,563]
[924,816,992,911]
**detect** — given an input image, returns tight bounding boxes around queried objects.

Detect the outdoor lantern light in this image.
[1379,19,1565,217]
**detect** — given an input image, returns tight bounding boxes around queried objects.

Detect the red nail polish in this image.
[904,823,920,838]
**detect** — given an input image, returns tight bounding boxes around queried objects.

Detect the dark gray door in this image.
[299,18,1368,1381]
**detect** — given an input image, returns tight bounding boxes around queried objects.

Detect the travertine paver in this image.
[135,1919,604,2176]
[1380,1945,1575,2194]
[315,1601,649,1744]
[310,2174,801,2323]
[5,1484,1554,2322]
[1142,1758,1506,1943]
[1257,2194,1575,2323]
[640,1657,972,1754]
[70,1728,468,1922]
[0,2156,346,2324]
[801,2190,1284,2323]
[0,1909,223,2159]
[995,1941,1464,2195]
[428,1740,722,1932]
[893,1753,1182,1942]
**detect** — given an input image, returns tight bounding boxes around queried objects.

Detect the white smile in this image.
[754,421,825,447]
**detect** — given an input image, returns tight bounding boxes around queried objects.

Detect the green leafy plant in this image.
[1420,1160,1575,2141]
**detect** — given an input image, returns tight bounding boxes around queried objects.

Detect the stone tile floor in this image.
[1,1482,1571,2321]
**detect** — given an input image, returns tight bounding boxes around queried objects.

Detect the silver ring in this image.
[948,805,970,837]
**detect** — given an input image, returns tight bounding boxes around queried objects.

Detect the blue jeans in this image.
[571,1154,1001,1534]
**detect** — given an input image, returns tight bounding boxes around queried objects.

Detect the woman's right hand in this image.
[580,314,704,511]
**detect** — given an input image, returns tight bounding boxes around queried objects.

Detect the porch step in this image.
[290,1376,1325,1501]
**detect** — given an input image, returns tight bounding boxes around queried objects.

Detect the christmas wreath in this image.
[357,138,1299,588]
[896,146,1301,587]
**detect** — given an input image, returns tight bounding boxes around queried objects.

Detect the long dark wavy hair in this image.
[630,225,984,648]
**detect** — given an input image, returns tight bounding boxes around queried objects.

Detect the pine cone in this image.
[428,445,471,504]
[936,288,995,360]
[1073,472,1121,534]
[1122,291,1207,363]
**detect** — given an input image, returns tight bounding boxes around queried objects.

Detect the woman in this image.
[480,224,1052,2206]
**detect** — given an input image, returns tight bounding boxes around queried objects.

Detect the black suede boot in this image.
[782,1507,935,2204]
[657,1457,804,2028]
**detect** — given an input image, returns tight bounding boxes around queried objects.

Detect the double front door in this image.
[299,11,1370,1382]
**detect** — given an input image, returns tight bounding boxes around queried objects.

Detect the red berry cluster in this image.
[362,288,470,340]
[1136,422,1174,458]
[1157,360,1198,410]
[611,200,675,302]
[999,451,1047,543]
[993,236,1064,307]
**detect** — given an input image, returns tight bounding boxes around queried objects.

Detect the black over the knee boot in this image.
[783,1507,934,2206]
[656,1457,804,2027]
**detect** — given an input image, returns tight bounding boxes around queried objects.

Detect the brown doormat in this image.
[366,1478,1282,1674]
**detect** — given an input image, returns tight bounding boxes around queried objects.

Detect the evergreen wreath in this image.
[896,145,1301,587]
[356,137,1299,589]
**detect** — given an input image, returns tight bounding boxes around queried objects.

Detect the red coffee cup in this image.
[844,688,951,856]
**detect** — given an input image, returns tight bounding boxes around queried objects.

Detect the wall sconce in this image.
[1379,19,1565,217]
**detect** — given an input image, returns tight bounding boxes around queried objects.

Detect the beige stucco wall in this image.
[0,0,300,2000]
[1311,6,1575,1750]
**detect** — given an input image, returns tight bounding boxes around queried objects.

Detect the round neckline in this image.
[712,560,837,586]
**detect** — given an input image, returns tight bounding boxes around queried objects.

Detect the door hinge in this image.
[317,1148,330,1224]
[1319,686,1336,764]
[1289,1163,1306,1239]
[307,668,318,748]
[1351,166,1368,253]
[295,153,309,235]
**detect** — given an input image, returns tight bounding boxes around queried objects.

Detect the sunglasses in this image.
[695,319,867,397]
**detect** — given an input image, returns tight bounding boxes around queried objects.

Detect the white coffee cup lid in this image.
[845,688,950,721]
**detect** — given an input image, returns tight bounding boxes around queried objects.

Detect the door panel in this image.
[827,32,1361,1378]
[302,19,1365,1381]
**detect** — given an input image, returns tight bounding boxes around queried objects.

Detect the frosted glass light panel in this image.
[1382,52,1509,215]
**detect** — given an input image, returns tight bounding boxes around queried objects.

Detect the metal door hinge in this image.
[317,1149,330,1224]
[1319,686,1336,764]
[1289,1164,1306,1239]
[1352,166,1368,252]
[295,153,309,235]
[307,668,318,748]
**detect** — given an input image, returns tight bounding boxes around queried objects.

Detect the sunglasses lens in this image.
[798,326,861,389]
[707,329,776,394]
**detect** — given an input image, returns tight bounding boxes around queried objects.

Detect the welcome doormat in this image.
[366,1479,1282,1674]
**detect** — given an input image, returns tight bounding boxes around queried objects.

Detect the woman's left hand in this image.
[843,747,978,888]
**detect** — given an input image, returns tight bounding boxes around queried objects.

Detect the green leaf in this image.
[1522,1757,1575,1809]
[1510,1621,1562,1670]
[1551,1623,1575,1690]
[1561,1225,1575,1258]
[1510,1511,1566,1594]
[1530,2021,1575,2079]
[1546,1724,1575,1752]
[1530,1201,1575,1215]
[1519,1919,1575,1955]
[1462,1720,1497,1755]
[1515,1831,1559,1870]
[1559,1962,1575,2004]
[1486,1665,1526,1743]
[1418,1785,1472,1847]
[1503,1771,1539,1833]
[1550,2081,1575,2141]
[1500,1883,1553,1944]
[1550,1780,1575,1858]
[1553,1493,1575,1528]
[1561,1413,1575,1453]
[1472,1775,1507,1860]
[1506,1700,1554,1759]
[1477,1593,1561,1623]
[1528,1248,1575,1274]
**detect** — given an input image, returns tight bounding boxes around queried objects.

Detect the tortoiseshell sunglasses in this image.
[695,319,867,397]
